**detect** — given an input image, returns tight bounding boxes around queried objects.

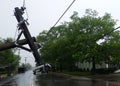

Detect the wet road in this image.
[2,70,120,86]
[35,74,104,86]
[14,71,35,86]
[2,70,36,86]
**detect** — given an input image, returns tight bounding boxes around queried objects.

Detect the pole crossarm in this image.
[0,37,35,51]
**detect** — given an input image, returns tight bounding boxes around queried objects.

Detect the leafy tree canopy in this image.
[0,38,20,71]
[37,9,120,71]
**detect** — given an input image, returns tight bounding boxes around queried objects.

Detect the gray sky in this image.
[1,0,120,66]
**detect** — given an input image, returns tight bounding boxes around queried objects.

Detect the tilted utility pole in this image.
[0,7,43,66]
[13,7,43,65]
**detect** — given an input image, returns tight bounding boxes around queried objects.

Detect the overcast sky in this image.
[1,0,120,66]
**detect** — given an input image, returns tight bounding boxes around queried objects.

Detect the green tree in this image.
[37,9,118,72]
[68,9,116,72]
[0,38,20,72]
[100,30,120,68]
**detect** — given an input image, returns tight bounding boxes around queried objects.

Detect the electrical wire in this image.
[95,26,120,42]
[13,28,18,42]
[23,0,26,8]
[23,0,29,21]
[52,0,76,28]
[0,58,20,69]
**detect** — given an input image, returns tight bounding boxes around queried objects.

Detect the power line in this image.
[23,0,29,21]
[95,26,120,42]
[0,58,19,69]
[23,0,26,8]
[52,0,76,28]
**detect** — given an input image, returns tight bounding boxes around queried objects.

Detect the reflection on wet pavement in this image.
[35,74,105,86]
[2,71,120,86]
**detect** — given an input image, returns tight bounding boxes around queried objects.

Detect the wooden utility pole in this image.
[0,7,43,65]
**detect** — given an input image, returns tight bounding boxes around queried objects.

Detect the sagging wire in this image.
[0,58,20,69]
[23,0,26,8]
[23,0,29,22]
[52,0,76,28]
[13,27,18,42]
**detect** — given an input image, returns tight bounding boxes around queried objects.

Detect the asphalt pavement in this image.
[0,70,35,86]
